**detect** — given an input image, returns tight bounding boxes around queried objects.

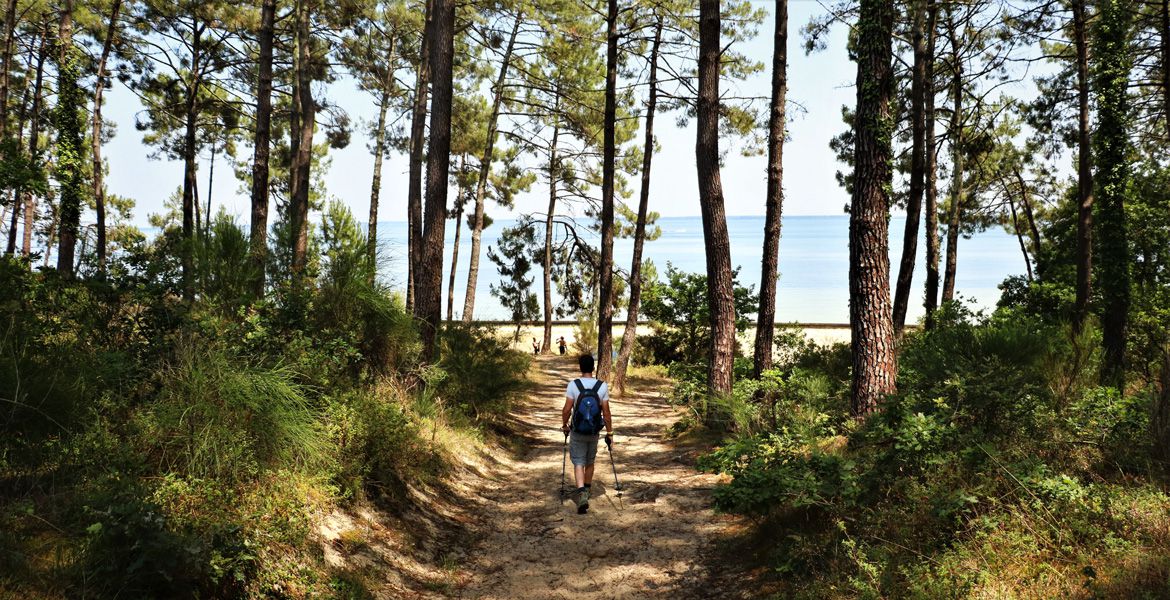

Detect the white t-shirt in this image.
[566,377,609,404]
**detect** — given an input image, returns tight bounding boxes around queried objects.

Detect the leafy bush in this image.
[330,385,429,499]
[640,264,758,365]
[438,323,530,422]
[701,307,1170,596]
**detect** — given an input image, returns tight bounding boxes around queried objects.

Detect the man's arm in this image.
[602,400,613,436]
[561,397,574,434]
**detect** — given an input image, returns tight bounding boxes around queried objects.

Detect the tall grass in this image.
[145,340,329,480]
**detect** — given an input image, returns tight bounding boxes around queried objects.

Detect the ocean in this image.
[374,215,1026,324]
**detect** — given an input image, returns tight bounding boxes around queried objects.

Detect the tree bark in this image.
[21,30,47,258]
[4,58,26,254]
[1013,166,1042,256]
[614,17,663,394]
[1093,0,1132,388]
[462,11,522,322]
[179,16,203,300]
[3,195,14,254]
[290,0,315,286]
[892,0,932,334]
[849,0,898,417]
[368,83,392,280]
[596,0,619,381]
[0,0,17,140]
[1072,0,1094,333]
[922,1,941,329]
[415,0,455,362]
[753,0,788,377]
[1007,193,1033,281]
[90,0,121,274]
[1161,0,1170,141]
[542,110,560,354]
[447,156,466,321]
[54,0,80,277]
[941,12,962,304]
[206,140,215,237]
[249,0,276,296]
[697,0,736,395]
[406,0,432,313]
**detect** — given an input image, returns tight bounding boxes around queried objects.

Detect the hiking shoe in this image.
[576,487,590,514]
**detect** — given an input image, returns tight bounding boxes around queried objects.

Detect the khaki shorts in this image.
[568,432,599,466]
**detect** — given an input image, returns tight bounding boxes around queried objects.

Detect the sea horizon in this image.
[370,214,1027,324]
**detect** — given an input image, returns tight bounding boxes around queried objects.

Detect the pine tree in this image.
[696,0,736,395]
[849,0,897,416]
[1093,0,1134,388]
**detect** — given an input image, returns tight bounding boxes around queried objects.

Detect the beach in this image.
[490,322,853,355]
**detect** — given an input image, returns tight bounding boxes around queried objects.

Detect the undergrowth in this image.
[689,305,1170,598]
[0,206,530,598]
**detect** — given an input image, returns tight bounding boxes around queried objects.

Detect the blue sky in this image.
[99,2,1042,228]
[99,3,864,227]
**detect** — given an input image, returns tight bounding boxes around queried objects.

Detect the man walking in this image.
[561,354,613,514]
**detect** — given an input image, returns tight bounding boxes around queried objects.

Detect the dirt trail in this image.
[456,355,745,599]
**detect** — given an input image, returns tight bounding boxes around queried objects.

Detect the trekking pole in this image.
[560,431,569,499]
[604,435,623,508]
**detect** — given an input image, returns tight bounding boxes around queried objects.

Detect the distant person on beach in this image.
[557,336,567,355]
[561,354,612,514]
[532,338,540,355]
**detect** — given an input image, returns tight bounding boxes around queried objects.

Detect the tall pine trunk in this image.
[848,0,897,416]
[892,0,932,333]
[697,0,736,395]
[1161,0,1169,141]
[368,81,392,280]
[179,17,203,300]
[923,4,941,329]
[290,0,315,285]
[753,0,787,377]
[462,12,521,322]
[406,0,432,313]
[596,0,618,380]
[614,17,663,394]
[249,0,276,296]
[415,0,455,362]
[22,30,47,258]
[0,0,17,140]
[941,12,962,304]
[54,0,83,277]
[1072,0,1094,333]
[1007,193,1034,281]
[91,0,121,274]
[542,108,560,354]
[447,158,465,321]
[1093,0,1132,388]
[4,57,28,254]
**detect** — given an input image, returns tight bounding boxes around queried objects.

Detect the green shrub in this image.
[330,385,429,498]
[438,323,530,422]
[701,308,1170,596]
[81,480,207,596]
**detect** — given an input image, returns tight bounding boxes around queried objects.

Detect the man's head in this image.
[578,354,595,374]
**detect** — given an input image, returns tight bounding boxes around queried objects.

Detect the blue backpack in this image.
[571,379,606,435]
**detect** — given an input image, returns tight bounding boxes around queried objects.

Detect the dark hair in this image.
[578,354,595,374]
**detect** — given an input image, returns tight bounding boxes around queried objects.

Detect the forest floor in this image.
[320,354,763,598]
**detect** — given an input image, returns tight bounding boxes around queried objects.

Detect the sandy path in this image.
[457,355,743,599]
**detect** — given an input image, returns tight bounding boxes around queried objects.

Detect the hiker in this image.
[532,337,540,355]
[561,354,612,514]
[557,336,567,355]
